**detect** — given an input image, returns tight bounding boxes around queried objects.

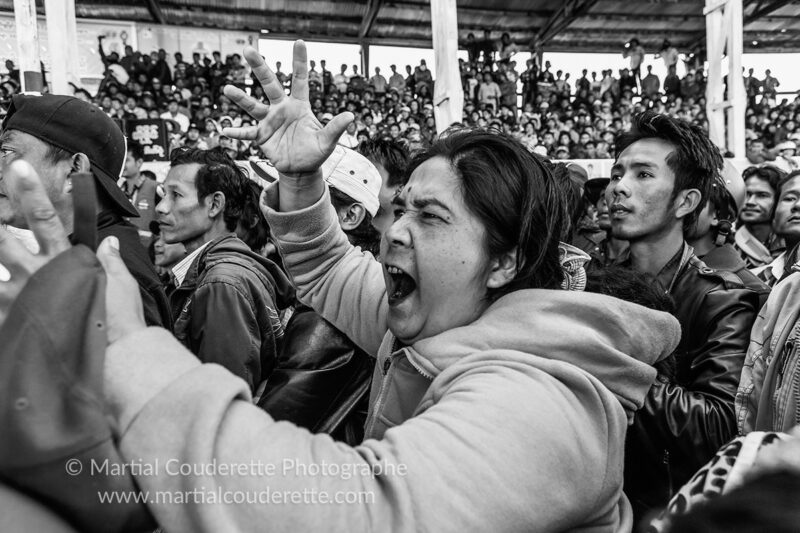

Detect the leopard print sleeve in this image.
[645,432,785,533]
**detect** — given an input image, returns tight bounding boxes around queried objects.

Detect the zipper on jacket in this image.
[383,358,391,375]
[777,339,795,389]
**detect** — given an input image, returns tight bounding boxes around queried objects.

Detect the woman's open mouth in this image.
[386,265,417,305]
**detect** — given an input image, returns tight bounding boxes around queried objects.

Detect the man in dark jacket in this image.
[156,147,292,392]
[256,146,383,443]
[0,93,170,327]
[607,112,764,523]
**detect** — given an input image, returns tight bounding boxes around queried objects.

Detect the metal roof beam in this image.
[531,0,601,49]
[144,0,165,24]
[358,0,383,39]
[744,0,795,23]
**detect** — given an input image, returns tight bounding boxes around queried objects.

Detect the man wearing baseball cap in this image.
[0,93,170,327]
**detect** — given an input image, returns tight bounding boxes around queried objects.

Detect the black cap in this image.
[2,94,138,217]
[584,177,611,205]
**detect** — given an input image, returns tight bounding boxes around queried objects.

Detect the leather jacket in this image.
[624,251,766,521]
[257,305,375,446]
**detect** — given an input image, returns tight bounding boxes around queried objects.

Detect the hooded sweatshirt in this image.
[104,190,680,533]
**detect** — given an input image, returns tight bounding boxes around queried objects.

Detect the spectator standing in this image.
[402,65,415,95]
[744,67,761,107]
[388,64,405,92]
[497,32,520,65]
[576,69,591,94]
[320,59,332,94]
[657,39,679,71]
[641,65,660,98]
[464,32,480,64]
[477,72,501,111]
[499,73,517,110]
[664,65,681,97]
[333,64,349,94]
[308,59,322,93]
[369,67,388,98]
[762,69,780,106]
[623,38,646,87]
[414,59,433,96]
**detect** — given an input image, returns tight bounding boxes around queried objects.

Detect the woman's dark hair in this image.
[615,111,723,229]
[666,470,800,533]
[409,129,566,300]
[328,186,382,256]
[169,147,251,233]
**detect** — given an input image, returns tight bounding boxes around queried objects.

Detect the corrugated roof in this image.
[1,0,798,53]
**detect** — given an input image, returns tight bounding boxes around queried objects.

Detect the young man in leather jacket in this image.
[606,111,765,524]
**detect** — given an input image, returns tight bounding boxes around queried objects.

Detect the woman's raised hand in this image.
[222,40,353,176]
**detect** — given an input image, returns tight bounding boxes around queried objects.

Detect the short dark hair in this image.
[357,138,409,188]
[615,111,723,229]
[169,147,251,233]
[409,129,566,300]
[743,164,785,196]
[126,142,145,162]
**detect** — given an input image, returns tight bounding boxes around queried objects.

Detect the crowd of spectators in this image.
[0,32,798,166]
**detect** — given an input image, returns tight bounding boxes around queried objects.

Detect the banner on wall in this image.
[125,119,170,162]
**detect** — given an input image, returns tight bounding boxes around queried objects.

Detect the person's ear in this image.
[339,203,366,231]
[71,153,92,174]
[206,191,226,219]
[486,247,518,289]
[674,188,702,220]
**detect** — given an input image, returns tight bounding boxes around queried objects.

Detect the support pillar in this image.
[44,0,80,95]
[360,42,370,80]
[704,0,746,157]
[430,0,463,133]
[13,0,43,92]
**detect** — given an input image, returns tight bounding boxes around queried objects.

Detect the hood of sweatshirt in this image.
[410,289,681,418]
[196,234,295,309]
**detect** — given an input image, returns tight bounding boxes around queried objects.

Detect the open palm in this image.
[223,41,353,174]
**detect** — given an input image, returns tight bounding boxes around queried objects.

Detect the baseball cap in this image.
[249,147,382,216]
[322,146,381,216]
[2,94,137,216]
[584,177,611,204]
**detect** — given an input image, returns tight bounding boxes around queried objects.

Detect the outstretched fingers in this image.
[290,40,310,102]
[224,85,269,120]
[243,45,286,104]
